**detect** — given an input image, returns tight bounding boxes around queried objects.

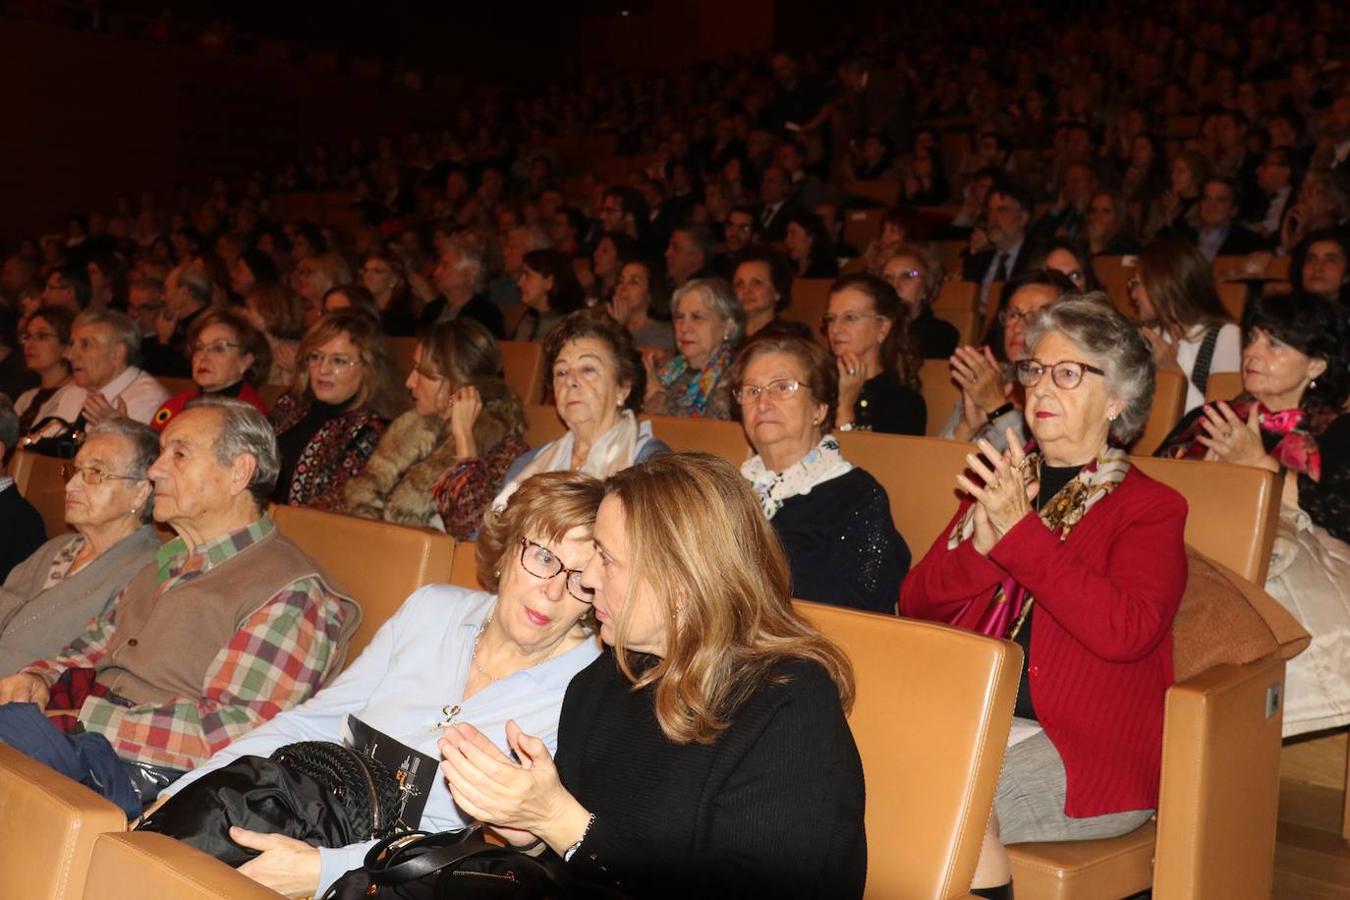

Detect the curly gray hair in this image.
[1024,292,1155,444]
[672,277,746,345]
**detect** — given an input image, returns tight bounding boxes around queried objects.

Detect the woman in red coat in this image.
[901,294,1188,899]
[150,308,269,430]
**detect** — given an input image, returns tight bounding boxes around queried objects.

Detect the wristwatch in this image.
[984,401,1015,422]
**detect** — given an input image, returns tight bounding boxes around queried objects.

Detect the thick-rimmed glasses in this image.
[733,378,804,404]
[519,538,593,603]
[1014,359,1105,390]
[998,307,1038,325]
[61,463,144,486]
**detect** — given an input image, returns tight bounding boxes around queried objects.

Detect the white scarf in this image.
[741,435,854,520]
[492,411,648,509]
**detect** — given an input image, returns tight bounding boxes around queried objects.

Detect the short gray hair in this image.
[446,238,487,292]
[672,277,746,345]
[184,395,279,509]
[1024,292,1155,443]
[178,265,215,304]
[0,394,17,454]
[85,417,159,522]
[74,309,142,366]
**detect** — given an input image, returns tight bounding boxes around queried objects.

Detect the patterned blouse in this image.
[269,393,389,508]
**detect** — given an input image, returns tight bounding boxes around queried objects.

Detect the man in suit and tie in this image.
[758,165,798,243]
[962,179,1034,312]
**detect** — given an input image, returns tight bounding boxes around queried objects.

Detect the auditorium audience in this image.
[825,273,925,435]
[12,305,75,434]
[441,452,866,898]
[733,245,812,340]
[646,278,742,419]
[903,295,1182,896]
[495,310,667,506]
[0,398,360,813]
[1156,291,1349,735]
[269,310,404,507]
[734,336,909,612]
[422,238,504,338]
[0,418,160,673]
[1290,227,1350,304]
[964,180,1035,310]
[1129,238,1241,416]
[1084,191,1139,257]
[141,265,212,378]
[343,318,526,535]
[940,270,1076,451]
[357,251,420,337]
[240,284,307,386]
[150,308,269,430]
[0,396,45,581]
[783,208,839,279]
[148,471,605,897]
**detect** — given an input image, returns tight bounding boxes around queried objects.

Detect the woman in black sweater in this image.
[825,272,926,435]
[439,452,866,898]
[734,335,910,613]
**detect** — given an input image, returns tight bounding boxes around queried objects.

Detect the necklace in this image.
[469,611,499,683]
[429,612,495,732]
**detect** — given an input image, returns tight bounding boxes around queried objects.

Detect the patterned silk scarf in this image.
[947,444,1131,639]
[1158,392,1333,481]
[658,343,733,417]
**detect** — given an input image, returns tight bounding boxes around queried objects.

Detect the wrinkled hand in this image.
[438,721,570,837]
[0,673,50,709]
[641,348,668,398]
[232,827,321,898]
[1196,402,1276,470]
[836,352,867,410]
[81,392,127,426]
[1140,327,1181,373]
[956,432,1038,555]
[950,345,1009,413]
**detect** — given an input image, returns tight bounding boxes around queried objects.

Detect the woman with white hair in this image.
[644,277,744,420]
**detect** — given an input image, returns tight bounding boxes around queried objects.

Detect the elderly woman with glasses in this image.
[940,270,1077,453]
[903,294,1185,898]
[147,471,606,899]
[0,418,160,673]
[880,244,959,360]
[733,335,908,612]
[342,317,527,538]
[268,310,406,507]
[150,308,270,431]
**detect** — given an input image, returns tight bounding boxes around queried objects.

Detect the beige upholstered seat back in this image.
[0,744,126,900]
[794,601,1021,899]
[82,832,282,899]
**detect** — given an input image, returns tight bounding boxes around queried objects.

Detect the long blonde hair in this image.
[604,452,854,745]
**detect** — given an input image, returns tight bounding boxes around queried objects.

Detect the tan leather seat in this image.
[836,431,973,556]
[933,279,978,314]
[1217,281,1248,320]
[935,304,982,345]
[271,504,454,662]
[843,207,885,250]
[499,339,545,405]
[917,359,964,437]
[1204,371,1244,404]
[0,744,126,900]
[386,335,417,378]
[155,376,196,397]
[1130,456,1280,583]
[1129,369,1187,456]
[1090,255,1134,317]
[647,413,751,462]
[451,538,481,591]
[794,601,1021,899]
[10,448,69,537]
[81,832,282,899]
[787,277,834,340]
[523,403,567,449]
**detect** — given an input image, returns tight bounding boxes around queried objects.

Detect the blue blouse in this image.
[159,586,602,894]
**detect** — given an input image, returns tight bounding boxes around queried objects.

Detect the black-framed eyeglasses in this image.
[1015,359,1106,390]
[519,538,593,603]
[61,463,145,486]
[998,307,1038,325]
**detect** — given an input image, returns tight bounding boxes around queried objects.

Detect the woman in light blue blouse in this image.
[152,470,606,898]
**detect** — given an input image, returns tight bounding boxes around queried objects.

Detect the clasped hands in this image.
[955,430,1038,555]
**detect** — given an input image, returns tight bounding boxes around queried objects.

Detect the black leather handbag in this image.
[321,828,579,900]
[137,741,404,866]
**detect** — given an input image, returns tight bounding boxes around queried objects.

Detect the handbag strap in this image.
[366,829,552,886]
[1190,325,1222,398]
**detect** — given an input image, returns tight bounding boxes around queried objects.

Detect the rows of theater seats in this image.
[4,416,1289,899]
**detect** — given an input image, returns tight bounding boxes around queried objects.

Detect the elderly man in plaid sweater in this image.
[0,398,360,814]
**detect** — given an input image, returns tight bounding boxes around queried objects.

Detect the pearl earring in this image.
[1310,378,1318,390]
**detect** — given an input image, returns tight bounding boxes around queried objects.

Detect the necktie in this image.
[992,252,1009,283]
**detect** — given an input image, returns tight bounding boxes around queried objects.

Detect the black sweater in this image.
[0,486,46,584]
[555,651,866,899]
[771,467,910,614]
[852,369,926,436]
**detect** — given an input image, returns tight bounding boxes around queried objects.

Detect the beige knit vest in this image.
[94,527,360,705]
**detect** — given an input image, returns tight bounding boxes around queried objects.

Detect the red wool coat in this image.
[900,467,1188,818]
